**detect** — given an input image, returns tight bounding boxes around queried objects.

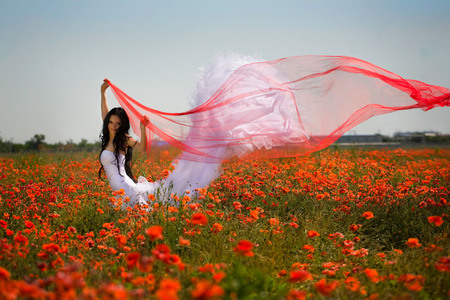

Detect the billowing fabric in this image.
[104,54,449,197]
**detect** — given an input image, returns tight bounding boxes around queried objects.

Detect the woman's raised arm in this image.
[127,116,150,153]
[101,81,110,121]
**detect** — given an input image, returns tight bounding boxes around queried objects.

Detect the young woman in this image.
[99,81,156,209]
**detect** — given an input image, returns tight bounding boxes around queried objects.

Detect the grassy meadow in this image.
[0,147,449,299]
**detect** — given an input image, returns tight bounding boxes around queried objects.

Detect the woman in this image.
[99,81,156,209]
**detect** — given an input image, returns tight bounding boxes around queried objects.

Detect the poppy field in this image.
[0,147,449,299]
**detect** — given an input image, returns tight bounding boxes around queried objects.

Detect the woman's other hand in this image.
[140,116,150,131]
[101,80,109,93]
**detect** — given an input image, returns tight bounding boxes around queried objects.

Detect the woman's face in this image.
[108,114,122,137]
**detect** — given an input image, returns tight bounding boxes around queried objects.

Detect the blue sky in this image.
[1,0,449,143]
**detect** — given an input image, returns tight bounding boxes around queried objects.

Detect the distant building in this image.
[336,134,383,144]
[393,131,439,143]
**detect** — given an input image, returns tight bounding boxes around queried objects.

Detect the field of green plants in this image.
[0,147,449,299]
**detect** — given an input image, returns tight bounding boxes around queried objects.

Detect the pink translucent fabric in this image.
[105,55,449,163]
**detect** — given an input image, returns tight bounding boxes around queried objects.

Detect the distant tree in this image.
[78,139,88,148]
[25,134,46,151]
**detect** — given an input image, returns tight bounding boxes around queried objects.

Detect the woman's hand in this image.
[140,116,150,131]
[101,80,109,93]
[135,116,150,153]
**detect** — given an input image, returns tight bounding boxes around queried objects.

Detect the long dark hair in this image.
[99,107,136,182]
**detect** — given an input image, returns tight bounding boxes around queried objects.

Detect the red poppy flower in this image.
[349,224,361,232]
[434,257,450,272]
[286,289,307,300]
[302,244,315,253]
[233,202,243,210]
[0,220,7,229]
[191,279,224,300]
[361,211,374,219]
[234,240,254,257]
[0,267,10,280]
[428,216,444,226]
[307,230,320,238]
[363,268,380,283]
[126,252,140,270]
[210,223,223,233]
[14,231,29,245]
[191,213,208,226]
[405,238,422,248]
[146,225,164,241]
[288,270,313,283]
[179,236,191,246]
[315,278,339,296]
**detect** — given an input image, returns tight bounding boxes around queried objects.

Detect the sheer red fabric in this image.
[105,55,449,163]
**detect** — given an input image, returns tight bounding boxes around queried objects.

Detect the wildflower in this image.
[393,249,403,255]
[361,211,374,219]
[345,276,361,292]
[350,248,369,257]
[24,220,35,229]
[191,279,224,299]
[234,240,254,257]
[269,218,280,226]
[42,243,60,254]
[115,235,127,247]
[328,232,344,240]
[112,189,125,196]
[126,252,140,270]
[315,278,339,296]
[364,268,380,283]
[0,267,10,280]
[0,220,7,229]
[146,226,164,241]
[286,289,307,300]
[191,213,208,226]
[179,236,191,246]
[198,263,214,273]
[406,238,422,248]
[302,244,315,253]
[67,185,77,193]
[250,209,259,220]
[292,263,308,270]
[14,231,29,245]
[428,216,444,226]
[277,270,287,277]
[288,270,313,283]
[233,202,242,210]
[434,257,450,272]
[290,222,299,228]
[398,274,424,291]
[210,223,223,233]
[152,244,171,262]
[212,272,226,283]
[349,224,361,232]
[155,278,181,300]
[307,230,320,238]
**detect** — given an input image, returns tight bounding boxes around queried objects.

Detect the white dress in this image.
[100,150,157,209]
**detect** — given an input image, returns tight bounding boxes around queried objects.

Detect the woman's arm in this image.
[127,116,150,153]
[101,81,110,121]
